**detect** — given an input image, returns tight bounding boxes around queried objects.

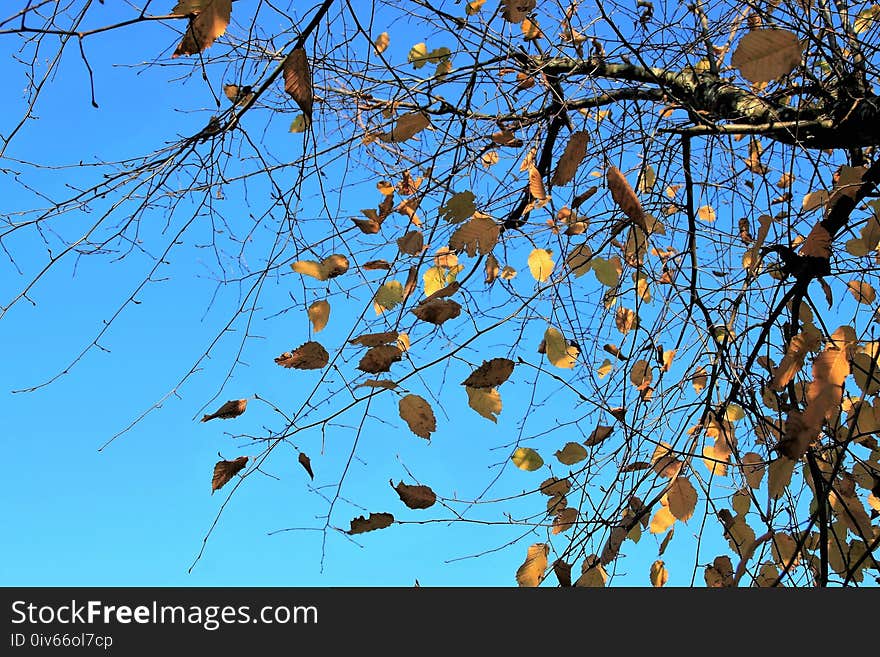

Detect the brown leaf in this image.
[399,394,436,439]
[349,331,399,347]
[201,398,247,422]
[731,29,803,84]
[362,260,392,271]
[551,131,590,186]
[449,215,500,257]
[397,230,424,256]
[172,0,232,58]
[539,477,571,497]
[585,425,613,447]
[411,299,462,325]
[356,379,398,390]
[211,455,248,493]
[403,265,419,300]
[357,345,403,374]
[391,480,437,509]
[704,555,734,587]
[516,542,548,587]
[283,48,313,121]
[553,507,578,534]
[307,299,330,333]
[553,560,573,587]
[298,452,314,480]
[379,112,430,142]
[348,512,394,535]
[274,341,329,370]
[528,166,547,200]
[607,166,647,231]
[572,186,599,209]
[461,358,515,388]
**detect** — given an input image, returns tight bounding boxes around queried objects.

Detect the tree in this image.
[3,0,880,587]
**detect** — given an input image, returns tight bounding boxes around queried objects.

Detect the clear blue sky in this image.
[1,2,836,587]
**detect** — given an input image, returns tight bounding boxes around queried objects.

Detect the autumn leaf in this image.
[397,230,425,256]
[357,345,403,374]
[566,243,592,276]
[741,452,765,489]
[731,29,803,83]
[379,112,430,142]
[539,477,571,497]
[592,256,622,287]
[650,560,669,587]
[391,480,437,509]
[274,341,329,369]
[399,394,436,439]
[649,506,676,534]
[768,456,796,499]
[544,326,579,369]
[373,281,404,314]
[502,0,536,23]
[511,447,544,471]
[461,358,515,388]
[848,280,876,304]
[411,299,462,325]
[298,452,314,480]
[449,215,499,257]
[697,205,716,222]
[528,166,547,200]
[575,555,608,587]
[283,48,313,121]
[374,31,389,54]
[212,455,248,493]
[349,512,394,534]
[585,425,613,447]
[201,398,247,422]
[356,379,397,390]
[527,248,554,282]
[349,331,399,347]
[667,476,698,521]
[553,507,578,534]
[465,386,502,422]
[513,542,549,587]
[607,166,647,231]
[291,254,349,281]
[552,131,589,186]
[439,191,476,223]
[171,0,232,58]
[308,300,330,333]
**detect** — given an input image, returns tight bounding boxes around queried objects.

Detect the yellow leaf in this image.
[650,560,669,587]
[528,166,547,200]
[854,5,880,33]
[465,386,502,422]
[407,42,428,67]
[725,404,745,422]
[516,543,548,587]
[423,264,463,297]
[575,556,607,587]
[290,254,349,281]
[373,281,404,315]
[528,248,554,282]
[649,507,676,534]
[307,299,330,333]
[615,307,637,335]
[544,326,579,369]
[692,366,708,393]
[731,29,803,83]
[512,447,544,471]
[521,17,543,40]
[698,205,716,222]
[592,256,622,287]
[668,476,698,521]
[466,0,486,15]
[374,31,390,54]
[768,456,795,499]
[597,359,612,378]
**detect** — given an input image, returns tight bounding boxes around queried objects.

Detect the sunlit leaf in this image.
[668,476,698,521]
[511,447,544,471]
[307,299,330,333]
[544,326,579,368]
[275,341,329,370]
[211,455,248,493]
[650,560,669,587]
[528,248,554,282]
[768,456,796,499]
[201,398,247,422]
[171,0,232,58]
[592,256,622,287]
[465,386,502,422]
[552,131,589,186]
[374,31,389,54]
[373,281,404,314]
[731,29,803,83]
[516,542,548,587]
[649,506,676,534]
[848,280,876,304]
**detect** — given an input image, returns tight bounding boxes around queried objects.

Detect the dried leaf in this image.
[291,254,349,281]
[439,191,476,223]
[539,477,571,496]
[650,560,669,587]
[516,542,548,587]
[462,358,515,388]
[528,166,547,200]
[397,230,425,256]
[349,512,394,534]
[731,29,803,83]
[349,331,399,347]
[668,476,698,521]
[566,243,592,277]
[768,456,796,499]
[552,131,590,186]
[848,280,876,304]
[379,112,430,142]
[374,281,404,314]
[172,0,232,58]
[298,452,314,480]
[553,560,573,587]
[357,345,403,373]
[399,394,436,439]
[307,300,330,333]
[391,480,437,509]
[201,398,247,422]
[411,299,462,325]
[742,452,765,488]
[607,166,647,231]
[698,205,716,222]
[449,215,499,257]
[649,507,676,534]
[212,455,248,493]
[357,379,398,390]
[465,386,502,422]
[275,341,329,370]
[283,48,313,121]
[585,425,613,447]
[374,31,389,54]
[555,442,588,465]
